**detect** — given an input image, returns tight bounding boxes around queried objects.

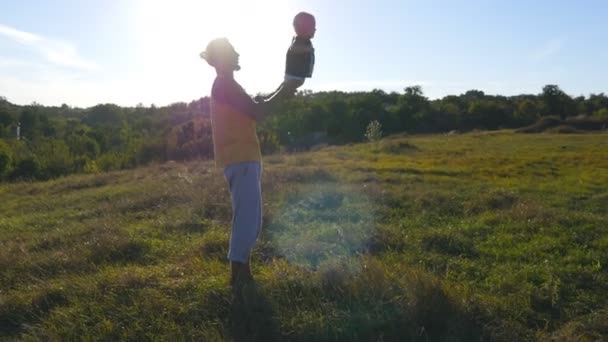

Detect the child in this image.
[262,12,315,102]
[284,11,316,91]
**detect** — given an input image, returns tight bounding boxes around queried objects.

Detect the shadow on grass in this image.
[0,287,69,338]
[230,281,280,342]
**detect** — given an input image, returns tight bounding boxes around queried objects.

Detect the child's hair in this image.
[293,12,315,36]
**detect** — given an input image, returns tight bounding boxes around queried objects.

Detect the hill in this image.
[516,115,608,134]
[3,86,608,182]
[1,131,607,341]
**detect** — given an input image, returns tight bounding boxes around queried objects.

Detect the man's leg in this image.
[224,162,262,285]
[231,261,252,286]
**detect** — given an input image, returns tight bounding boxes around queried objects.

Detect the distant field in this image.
[1,131,607,341]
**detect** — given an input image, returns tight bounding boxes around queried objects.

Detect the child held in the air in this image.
[283,12,316,91]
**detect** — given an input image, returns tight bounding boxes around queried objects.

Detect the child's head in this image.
[293,12,316,39]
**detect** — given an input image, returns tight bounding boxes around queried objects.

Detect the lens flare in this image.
[268,183,376,269]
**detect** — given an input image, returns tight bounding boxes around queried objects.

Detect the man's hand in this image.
[252,84,295,121]
[259,85,296,102]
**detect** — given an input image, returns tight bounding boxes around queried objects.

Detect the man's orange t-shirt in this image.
[210,76,262,168]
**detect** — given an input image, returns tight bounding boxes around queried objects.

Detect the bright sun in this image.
[132,0,292,101]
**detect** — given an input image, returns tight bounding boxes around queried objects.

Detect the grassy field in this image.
[1,131,607,341]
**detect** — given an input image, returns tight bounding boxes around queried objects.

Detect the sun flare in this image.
[133,0,292,97]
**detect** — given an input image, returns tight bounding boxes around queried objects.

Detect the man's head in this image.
[293,12,316,39]
[200,38,240,73]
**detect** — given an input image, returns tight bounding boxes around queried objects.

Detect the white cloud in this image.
[0,57,43,69]
[0,24,42,45]
[40,39,101,71]
[0,23,100,71]
[0,62,211,107]
[531,38,566,62]
[0,74,139,107]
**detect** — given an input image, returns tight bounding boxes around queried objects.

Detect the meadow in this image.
[1,131,607,341]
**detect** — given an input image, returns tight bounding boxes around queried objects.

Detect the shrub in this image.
[594,108,608,117]
[135,140,167,165]
[365,120,383,142]
[547,125,581,134]
[515,116,562,133]
[35,139,74,178]
[11,157,41,180]
[0,140,11,177]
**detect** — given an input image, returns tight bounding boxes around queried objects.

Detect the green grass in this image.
[1,131,607,341]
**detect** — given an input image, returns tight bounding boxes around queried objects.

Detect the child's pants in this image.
[223,161,262,263]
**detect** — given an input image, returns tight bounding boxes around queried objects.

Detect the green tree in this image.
[405,85,424,97]
[19,106,41,140]
[594,108,608,117]
[589,93,608,114]
[393,86,430,131]
[462,90,485,102]
[84,104,127,152]
[135,139,167,164]
[467,99,509,130]
[67,134,100,160]
[0,101,14,138]
[514,99,541,125]
[541,85,574,119]
[0,140,12,177]
[574,96,591,116]
[177,122,195,147]
[85,104,125,127]
[32,138,74,178]
[12,157,41,180]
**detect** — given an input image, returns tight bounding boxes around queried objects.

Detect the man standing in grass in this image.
[200,38,293,287]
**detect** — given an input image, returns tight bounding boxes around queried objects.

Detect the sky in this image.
[0,0,607,107]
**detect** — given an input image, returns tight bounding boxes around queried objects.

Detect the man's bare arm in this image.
[251,84,294,121]
[222,79,294,121]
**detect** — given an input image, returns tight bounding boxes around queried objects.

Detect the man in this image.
[200,38,293,286]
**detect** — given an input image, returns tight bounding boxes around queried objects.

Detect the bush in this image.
[135,140,167,165]
[83,160,99,173]
[365,120,383,142]
[594,108,608,117]
[11,157,41,180]
[517,115,608,133]
[515,116,562,133]
[0,140,11,177]
[34,139,74,178]
[259,130,280,155]
[547,125,581,134]
[67,135,100,160]
[97,152,127,172]
[565,115,608,130]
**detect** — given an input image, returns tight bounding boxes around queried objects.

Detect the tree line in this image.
[1,84,607,182]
